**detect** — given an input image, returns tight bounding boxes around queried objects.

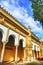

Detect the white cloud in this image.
[0,0,43,40]
[11,0,15,4]
[2,1,9,7]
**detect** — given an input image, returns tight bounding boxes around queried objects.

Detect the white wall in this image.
[0,24,19,46]
[32,42,40,51]
[0,24,26,47]
[0,24,8,42]
[9,30,18,46]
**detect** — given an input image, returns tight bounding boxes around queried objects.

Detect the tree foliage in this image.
[31,0,43,27]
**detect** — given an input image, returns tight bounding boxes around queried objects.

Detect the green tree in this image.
[30,0,43,27]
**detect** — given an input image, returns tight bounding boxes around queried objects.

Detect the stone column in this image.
[15,34,20,62]
[0,43,6,62]
[0,28,9,62]
[37,46,40,58]
[15,46,18,62]
[23,47,26,62]
[34,45,36,60]
[23,39,26,62]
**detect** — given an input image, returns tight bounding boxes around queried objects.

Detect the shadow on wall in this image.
[0,29,3,58]
[18,39,24,61]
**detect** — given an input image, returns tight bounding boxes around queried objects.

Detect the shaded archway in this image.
[0,28,3,58]
[18,39,24,62]
[3,34,16,62]
[6,35,15,46]
[32,45,37,59]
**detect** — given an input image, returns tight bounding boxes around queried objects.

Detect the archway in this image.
[0,28,3,57]
[3,35,16,62]
[6,35,15,46]
[18,39,24,62]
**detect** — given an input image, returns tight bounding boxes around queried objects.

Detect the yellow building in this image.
[0,6,42,63]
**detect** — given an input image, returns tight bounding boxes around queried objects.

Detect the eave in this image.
[0,6,29,35]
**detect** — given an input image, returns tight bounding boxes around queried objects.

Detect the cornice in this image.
[0,5,29,35]
[31,32,41,43]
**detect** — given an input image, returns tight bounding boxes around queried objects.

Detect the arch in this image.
[18,39,24,61]
[0,28,3,41]
[19,39,23,48]
[6,34,15,46]
[3,34,16,62]
[0,28,3,58]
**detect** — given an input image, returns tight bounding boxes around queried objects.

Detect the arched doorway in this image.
[6,35,15,46]
[0,29,3,58]
[18,39,24,62]
[3,35,16,62]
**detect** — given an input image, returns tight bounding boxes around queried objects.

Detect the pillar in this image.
[0,43,6,62]
[15,34,20,62]
[36,46,39,59]
[15,46,18,62]
[0,28,9,62]
[23,47,26,62]
[32,42,35,60]
[23,39,26,62]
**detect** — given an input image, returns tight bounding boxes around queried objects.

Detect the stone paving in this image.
[0,61,43,65]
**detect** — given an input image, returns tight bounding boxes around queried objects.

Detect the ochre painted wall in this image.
[18,47,24,61]
[3,46,16,62]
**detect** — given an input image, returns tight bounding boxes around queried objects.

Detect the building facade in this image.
[0,6,42,63]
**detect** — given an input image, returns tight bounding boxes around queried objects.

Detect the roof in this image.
[31,32,41,43]
[0,5,29,34]
[0,5,42,42]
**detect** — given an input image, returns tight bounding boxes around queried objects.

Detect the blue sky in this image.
[0,0,43,40]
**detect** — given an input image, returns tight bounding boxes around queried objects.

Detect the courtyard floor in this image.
[0,61,43,65]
